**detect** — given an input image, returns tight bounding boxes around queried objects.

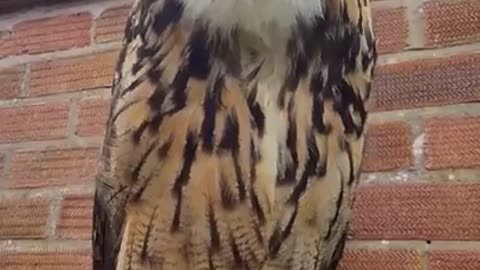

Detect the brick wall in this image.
[0,0,478,269]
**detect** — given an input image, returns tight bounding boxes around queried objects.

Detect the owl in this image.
[92,0,377,269]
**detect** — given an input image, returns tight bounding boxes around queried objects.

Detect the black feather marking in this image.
[208,202,221,251]
[250,186,265,225]
[158,135,173,159]
[120,74,147,97]
[111,99,145,125]
[268,205,298,258]
[131,142,157,182]
[132,121,150,145]
[233,152,247,202]
[171,67,189,109]
[187,27,211,79]
[286,132,319,205]
[201,76,225,153]
[312,95,331,134]
[148,84,168,111]
[152,0,184,35]
[140,206,158,260]
[171,187,183,233]
[172,131,198,195]
[217,111,246,200]
[171,131,198,232]
[230,234,243,266]
[219,172,237,210]
[327,231,347,270]
[346,141,356,186]
[278,104,298,186]
[218,111,240,151]
[247,85,265,137]
[325,177,344,240]
[132,175,153,201]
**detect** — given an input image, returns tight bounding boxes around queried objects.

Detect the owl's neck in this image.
[180,0,325,42]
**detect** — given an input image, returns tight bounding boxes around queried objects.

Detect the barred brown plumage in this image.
[92,0,378,269]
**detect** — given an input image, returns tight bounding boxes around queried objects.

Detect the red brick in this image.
[0,65,24,99]
[372,7,409,54]
[423,0,480,47]
[29,51,118,96]
[0,249,91,270]
[350,183,480,241]
[428,250,480,270]
[424,116,480,170]
[369,53,480,112]
[95,5,131,43]
[0,198,49,239]
[362,122,413,172]
[77,96,111,137]
[57,194,93,239]
[0,102,70,143]
[0,13,92,57]
[338,249,421,270]
[9,147,99,189]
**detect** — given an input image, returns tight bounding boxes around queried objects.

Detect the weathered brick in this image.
[0,13,92,57]
[423,0,480,47]
[338,249,421,270]
[9,147,99,189]
[0,249,91,270]
[428,250,480,270]
[77,96,111,137]
[424,116,480,170]
[350,183,480,241]
[369,53,480,112]
[95,5,131,43]
[57,194,93,239]
[0,198,50,239]
[29,51,118,96]
[362,122,414,172]
[0,65,24,99]
[0,102,70,144]
[372,7,409,54]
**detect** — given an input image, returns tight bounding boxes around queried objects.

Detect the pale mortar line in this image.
[0,137,103,152]
[0,239,91,251]
[0,183,95,198]
[376,42,480,66]
[0,41,121,69]
[0,87,110,107]
[368,103,480,123]
[0,0,133,28]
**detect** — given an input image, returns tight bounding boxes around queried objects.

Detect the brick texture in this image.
[95,5,131,43]
[423,0,480,47]
[29,51,118,96]
[0,249,92,270]
[362,122,414,172]
[0,102,70,144]
[0,198,50,239]
[372,7,409,54]
[369,53,480,112]
[428,250,480,270]
[9,147,100,189]
[424,116,480,170]
[77,96,111,137]
[0,65,24,99]
[338,249,421,270]
[57,194,93,239]
[350,183,480,240]
[0,13,92,58]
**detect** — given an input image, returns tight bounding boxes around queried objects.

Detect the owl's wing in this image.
[259,0,377,269]
[92,1,266,269]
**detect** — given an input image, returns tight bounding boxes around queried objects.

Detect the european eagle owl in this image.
[92,0,377,269]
